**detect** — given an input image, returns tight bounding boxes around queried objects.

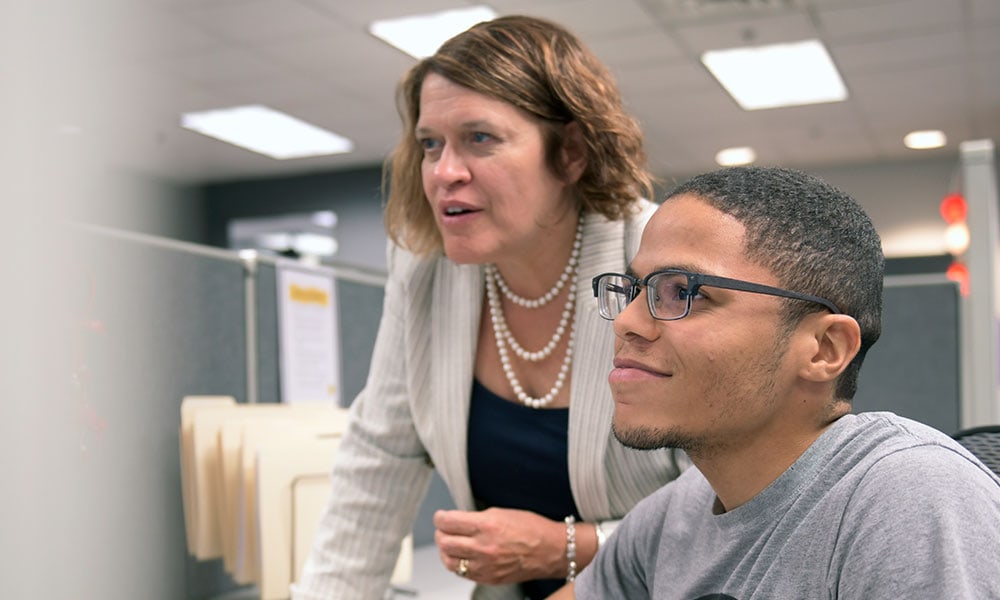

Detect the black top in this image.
[467,379,580,600]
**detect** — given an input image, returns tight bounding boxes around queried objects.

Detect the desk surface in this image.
[210,543,476,600]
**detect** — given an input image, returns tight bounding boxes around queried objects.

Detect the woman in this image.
[294,15,682,600]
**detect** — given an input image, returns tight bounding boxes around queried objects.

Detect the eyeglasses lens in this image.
[598,275,632,319]
[647,272,688,320]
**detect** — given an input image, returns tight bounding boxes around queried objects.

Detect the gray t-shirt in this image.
[576,412,1000,599]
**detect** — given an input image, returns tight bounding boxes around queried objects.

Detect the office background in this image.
[3,1,999,599]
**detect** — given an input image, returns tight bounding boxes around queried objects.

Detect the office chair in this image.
[952,425,1000,477]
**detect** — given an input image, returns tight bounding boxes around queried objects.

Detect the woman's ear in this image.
[799,314,862,383]
[560,121,588,184]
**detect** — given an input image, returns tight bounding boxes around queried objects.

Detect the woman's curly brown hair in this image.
[383,15,655,256]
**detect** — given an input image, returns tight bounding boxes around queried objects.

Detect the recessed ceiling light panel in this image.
[181,105,353,160]
[369,5,497,59]
[715,146,757,166]
[702,39,848,110]
[904,130,947,150]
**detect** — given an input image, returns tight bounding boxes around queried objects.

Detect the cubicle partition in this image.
[251,260,386,408]
[71,224,963,600]
[72,226,247,600]
[73,225,388,600]
[854,275,961,435]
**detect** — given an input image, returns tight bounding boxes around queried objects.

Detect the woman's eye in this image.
[471,131,494,144]
[419,138,441,153]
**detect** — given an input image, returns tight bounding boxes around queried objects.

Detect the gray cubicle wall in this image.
[854,276,961,435]
[72,226,395,600]
[74,226,248,600]
[253,261,386,408]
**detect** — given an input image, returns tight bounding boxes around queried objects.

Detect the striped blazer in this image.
[294,200,680,600]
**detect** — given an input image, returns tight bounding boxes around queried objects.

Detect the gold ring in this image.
[457,558,469,578]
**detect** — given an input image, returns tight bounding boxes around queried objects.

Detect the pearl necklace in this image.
[492,221,582,308]
[484,220,582,408]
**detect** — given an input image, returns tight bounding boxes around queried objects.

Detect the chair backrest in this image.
[952,425,1000,477]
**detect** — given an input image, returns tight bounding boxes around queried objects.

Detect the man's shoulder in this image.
[830,412,1000,504]
[627,464,712,520]
[833,411,961,457]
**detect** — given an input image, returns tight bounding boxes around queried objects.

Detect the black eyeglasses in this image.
[592,269,842,321]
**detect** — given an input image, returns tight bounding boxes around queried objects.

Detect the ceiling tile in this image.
[255,29,415,96]
[173,0,339,44]
[300,0,473,28]
[816,0,963,39]
[970,0,1000,23]
[830,31,965,75]
[157,46,291,86]
[587,31,687,69]
[672,12,820,54]
[971,24,1000,58]
[618,61,717,96]
[849,65,967,118]
[513,0,655,37]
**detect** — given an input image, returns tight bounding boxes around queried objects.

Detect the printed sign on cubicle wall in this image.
[276,265,341,405]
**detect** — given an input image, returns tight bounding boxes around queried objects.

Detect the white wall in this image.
[669,152,994,260]
[813,156,967,258]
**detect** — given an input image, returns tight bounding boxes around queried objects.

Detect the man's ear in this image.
[560,121,588,184]
[799,314,862,383]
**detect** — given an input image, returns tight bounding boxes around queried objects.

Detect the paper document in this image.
[277,266,340,405]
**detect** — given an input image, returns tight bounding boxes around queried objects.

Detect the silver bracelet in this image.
[565,515,577,582]
[595,521,607,548]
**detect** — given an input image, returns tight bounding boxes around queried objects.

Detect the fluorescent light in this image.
[311,211,338,228]
[258,232,292,250]
[180,105,353,160]
[369,6,497,59]
[904,130,947,150]
[944,222,970,255]
[293,233,339,257]
[702,40,847,110]
[715,146,757,166]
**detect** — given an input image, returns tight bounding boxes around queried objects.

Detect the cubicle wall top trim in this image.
[883,273,952,288]
[74,222,389,287]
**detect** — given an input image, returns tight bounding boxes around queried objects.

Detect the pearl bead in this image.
[492,221,583,309]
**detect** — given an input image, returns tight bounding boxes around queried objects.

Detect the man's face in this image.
[608,194,800,456]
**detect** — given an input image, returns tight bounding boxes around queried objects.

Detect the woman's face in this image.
[416,72,579,265]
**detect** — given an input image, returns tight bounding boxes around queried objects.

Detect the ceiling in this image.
[53,0,1000,185]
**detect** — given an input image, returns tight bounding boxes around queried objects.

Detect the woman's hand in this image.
[434,507,568,585]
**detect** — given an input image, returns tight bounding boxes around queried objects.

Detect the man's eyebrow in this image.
[627,265,696,279]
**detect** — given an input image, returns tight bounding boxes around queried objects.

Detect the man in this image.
[549,166,1000,599]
